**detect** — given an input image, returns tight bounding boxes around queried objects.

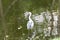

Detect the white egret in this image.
[24,12,35,40]
[26,12,34,30]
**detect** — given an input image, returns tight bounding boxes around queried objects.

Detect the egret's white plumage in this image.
[27,12,34,30]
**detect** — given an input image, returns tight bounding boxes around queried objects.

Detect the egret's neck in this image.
[29,15,32,21]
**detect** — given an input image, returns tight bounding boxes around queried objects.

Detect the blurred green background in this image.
[0,0,59,40]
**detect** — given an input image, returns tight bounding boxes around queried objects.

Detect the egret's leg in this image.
[30,29,36,40]
[28,29,31,39]
[28,29,29,39]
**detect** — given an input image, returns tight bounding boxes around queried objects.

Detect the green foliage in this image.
[0,0,59,40]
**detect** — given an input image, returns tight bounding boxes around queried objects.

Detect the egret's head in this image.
[24,11,32,19]
[28,12,32,16]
